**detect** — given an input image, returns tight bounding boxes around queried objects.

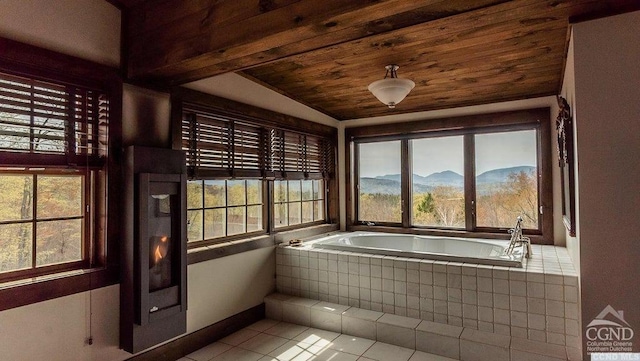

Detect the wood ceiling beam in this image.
[125,0,510,83]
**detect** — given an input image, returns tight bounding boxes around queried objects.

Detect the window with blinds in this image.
[0,71,109,168]
[181,106,333,179]
[0,69,111,282]
[269,129,333,177]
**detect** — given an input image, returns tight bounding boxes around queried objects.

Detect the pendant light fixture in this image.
[368,64,415,108]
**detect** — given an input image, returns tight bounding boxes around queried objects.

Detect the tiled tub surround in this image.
[275,239,580,352]
[265,293,582,361]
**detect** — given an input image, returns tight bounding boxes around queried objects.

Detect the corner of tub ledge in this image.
[265,292,292,301]
[273,224,339,243]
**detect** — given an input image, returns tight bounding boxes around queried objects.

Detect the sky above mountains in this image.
[358,130,537,178]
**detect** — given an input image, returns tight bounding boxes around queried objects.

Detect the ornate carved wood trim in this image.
[556,96,576,237]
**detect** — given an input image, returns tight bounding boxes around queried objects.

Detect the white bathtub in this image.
[311,232,523,267]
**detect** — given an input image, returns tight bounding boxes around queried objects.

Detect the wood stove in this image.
[121,146,187,353]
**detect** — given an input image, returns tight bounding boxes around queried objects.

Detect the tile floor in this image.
[179,319,456,361]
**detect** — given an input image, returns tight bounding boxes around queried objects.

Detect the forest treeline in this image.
[186,179,324,242]
[359,170,538,229]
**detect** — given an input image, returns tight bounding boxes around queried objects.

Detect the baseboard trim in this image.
[126,303,265,361]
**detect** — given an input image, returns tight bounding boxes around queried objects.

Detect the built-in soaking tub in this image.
[311,232,523,267]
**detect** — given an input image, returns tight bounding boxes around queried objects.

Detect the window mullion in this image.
[401,139,410,228]
[31,175,37,269]
[266,180,272,233]
[285,181,289,227]
[353,143,359,225]
[464,134,476,232]
[201,181,205,242]
[313,180,318,221]
[244,180,248,233]
[84,172,92,266]
[225,180,229,237]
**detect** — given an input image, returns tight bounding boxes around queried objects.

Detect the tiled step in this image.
[265,293,581,361]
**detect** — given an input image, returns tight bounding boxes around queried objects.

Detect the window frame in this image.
[273,178,327,231]
[186,178,268,248]
[347,108,553,244]
[0,37,121,311]
[172,87,338,253]
[470,126,542,233]
[407,133,466,230]
[0,170,90,282]
[353,137,404,227]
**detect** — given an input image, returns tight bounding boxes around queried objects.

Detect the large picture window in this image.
[411,135,465,228]
[357,141,401,224]
[349,109,552,243]
[475,130,538,229]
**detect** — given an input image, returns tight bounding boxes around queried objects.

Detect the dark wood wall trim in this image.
[538,108,554,242]
[568,3,640,24]
[345,108,549,139]
[126,303,265,361]
[0,37,121,88]
[0,268,119,312]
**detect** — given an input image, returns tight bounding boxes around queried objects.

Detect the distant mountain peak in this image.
[476,166,535,184]
[362,166,535,194]
[374,174,401,182]
[432,170,460,176]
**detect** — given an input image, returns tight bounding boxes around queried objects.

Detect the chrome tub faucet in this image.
[506,216,533,258]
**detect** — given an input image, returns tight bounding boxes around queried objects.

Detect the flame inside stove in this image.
[153,236,169,265]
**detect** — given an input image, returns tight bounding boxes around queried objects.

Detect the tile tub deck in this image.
[275,237,581,357]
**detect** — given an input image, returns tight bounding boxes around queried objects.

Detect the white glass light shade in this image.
[368,78,415,108]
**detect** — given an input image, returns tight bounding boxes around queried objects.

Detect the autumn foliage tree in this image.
[358,193,402,223]
[476,170,538,228]
[414,186,465,227]
[359,170,537,229]
[0,175,83,273]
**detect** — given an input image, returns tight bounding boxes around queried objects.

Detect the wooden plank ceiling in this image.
[124,0,640,120]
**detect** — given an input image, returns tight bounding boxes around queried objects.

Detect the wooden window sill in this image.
[0,266,119,312]
[187,223,339,265]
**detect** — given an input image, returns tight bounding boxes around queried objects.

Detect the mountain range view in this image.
[361,166,535,195]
